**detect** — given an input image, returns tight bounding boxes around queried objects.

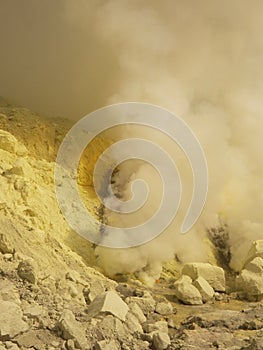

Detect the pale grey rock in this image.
[95,339,121,350]
[193,276,215,302]
[153,332,171,350]
[128,301,146,323]
[143,320,168,334]
[88,291,128,321]
[182,263,225,292]
[155,301,173,315]
[0,301,28,340]
[83,280,105,303]
[125,312,143,334]
[174,275,203,305]
[66,339,75,350]
[125,291,156,315]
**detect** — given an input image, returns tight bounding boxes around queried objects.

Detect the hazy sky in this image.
[1,0,262,120]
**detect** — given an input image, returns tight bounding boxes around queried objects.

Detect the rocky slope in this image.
[0,101,263,350]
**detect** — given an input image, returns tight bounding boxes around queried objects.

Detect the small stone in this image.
[23,304,43,318]
[66,339,75,350]
[57,309,86,349]
[143,321,168,334]
[155,301,173,315]
[174,275,203,305]
[3,253,13,261]
[128,302,146,323]
[182,263,225,292]
[8,159,32,177]
[193,276,215,302]
[17,259,37,284]
[152,332,171,350]
[83,280,105,303]
[88,291,128,321]
[68,284,79,298]
[65,270,81,283]
[4,342,20,350]
[125,312,143,334]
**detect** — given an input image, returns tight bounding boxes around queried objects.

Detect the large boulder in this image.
[174,275,203,305]
[182,263,225,292]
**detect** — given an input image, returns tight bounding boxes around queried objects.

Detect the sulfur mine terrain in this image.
[0,100,263,350]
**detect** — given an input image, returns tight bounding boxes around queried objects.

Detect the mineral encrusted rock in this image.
[182,263,226,292]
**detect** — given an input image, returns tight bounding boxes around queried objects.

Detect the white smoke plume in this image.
[0,1,263,280]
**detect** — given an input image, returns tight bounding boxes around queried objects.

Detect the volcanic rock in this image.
[153,332,171,350]
[174,275,203,305]
[87,290,129,321]
[193,276,215,302]
[155,301,173,315]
